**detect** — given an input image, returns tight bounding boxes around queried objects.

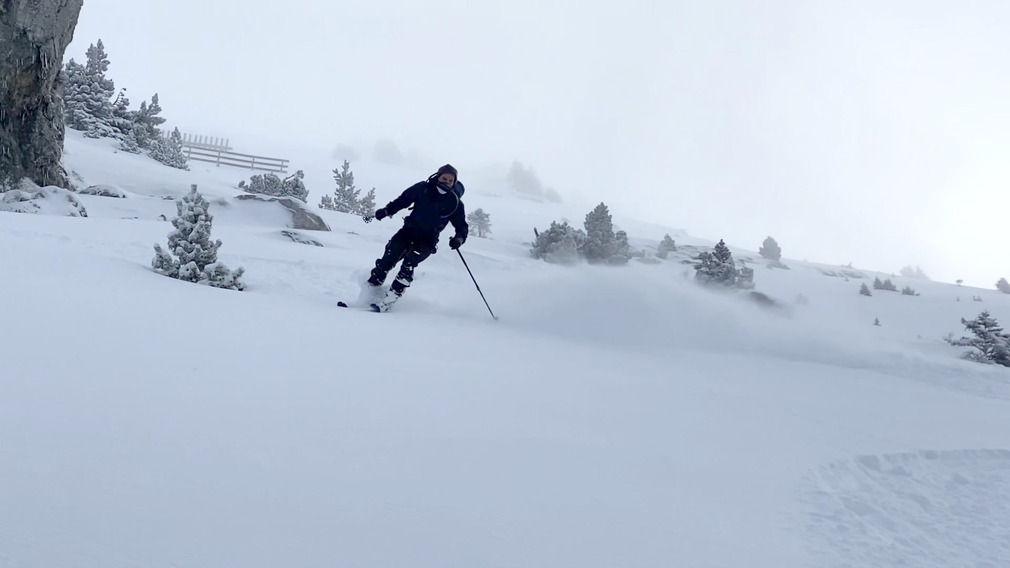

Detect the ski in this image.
[338,300,387,312]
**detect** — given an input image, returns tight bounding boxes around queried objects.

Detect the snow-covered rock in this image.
[78,184,127,198]
[0,184,88,217]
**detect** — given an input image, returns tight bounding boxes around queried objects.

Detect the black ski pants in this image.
[369,227,436,294]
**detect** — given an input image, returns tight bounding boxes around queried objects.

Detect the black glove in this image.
[374,208,388,221]
[449,236,464,250]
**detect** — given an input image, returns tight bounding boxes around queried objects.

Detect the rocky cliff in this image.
[0,0,84,189]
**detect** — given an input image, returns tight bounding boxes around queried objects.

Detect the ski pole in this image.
[456,249,497,320]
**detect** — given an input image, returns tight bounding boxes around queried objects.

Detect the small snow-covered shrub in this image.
[152,185,245,290]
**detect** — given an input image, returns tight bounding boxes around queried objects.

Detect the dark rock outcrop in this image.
[1,0,84,189]
[280,230,324,247]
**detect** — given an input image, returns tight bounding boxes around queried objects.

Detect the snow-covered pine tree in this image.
[84,40,115,98]
[282,170,309,203]
[467,208,492,238]
[997,277,1010,294]
[611,230,630,264]
[713,239,733,265]
[957,311,1010,366]
[355,187,376,216]
[694,239,738,286]
[324,160,360,213]
[240,172,282,195]
[531,221,586,264]
[152,185,245,290]
[860,283,872,296]
[63,41,117,138]
[109,88,134,137]
[244,171,309,202]
[318,194,335,210]
[62,59,92,132]
[148,127,189,170]
[130,102,152,148]
[759,236,782,261]
[132,94,167,149]
[872,277,897,291]
[582,202,617,263]
[117,128,142,154]
[657,234,676,258]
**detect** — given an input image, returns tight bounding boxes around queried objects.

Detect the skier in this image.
[364,164,468,311]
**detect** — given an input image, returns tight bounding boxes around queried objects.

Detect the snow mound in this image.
[1,185,88,217]
[79,184,127,198]
[801,449,1010,567]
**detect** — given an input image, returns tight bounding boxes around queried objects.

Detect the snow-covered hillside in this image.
[2,131,1009,568]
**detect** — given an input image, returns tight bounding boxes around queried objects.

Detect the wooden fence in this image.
[181,146,289,174]
[179,133,288,174]
[180,133,232,151]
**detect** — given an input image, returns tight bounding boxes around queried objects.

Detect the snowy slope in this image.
[2,131,1009,568]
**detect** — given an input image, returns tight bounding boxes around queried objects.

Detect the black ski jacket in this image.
[383,178,468,246]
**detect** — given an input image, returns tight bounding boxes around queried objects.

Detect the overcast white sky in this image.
[66,1,1010,286]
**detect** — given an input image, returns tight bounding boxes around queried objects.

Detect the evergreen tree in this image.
[84,40,115,94]
[62,59,92,131]
[467,208,492,238]
[63,41,117,138]
[152,185,244,290]
[657,234,676,259]
[611,230,630,264]
[109,88,135,137]
[319,194,335,210]
[873,277,898,291]
[117,128,142,154]
[241,173,283,195]
[860,283,872,296]
[694,239,737,286]
[356,188,376,216]
[998,278,1010,294]
[957,311,1010,366]
[282,170,309,203]
[242,170,310,202]
[582,202,617,263]
[322,160,360,213]
[531,221,587,264]
[759,236,782,261]
[132,94,166,149]
[148,127,189,170]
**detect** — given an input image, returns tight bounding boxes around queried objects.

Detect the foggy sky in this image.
[66,1,1010,286]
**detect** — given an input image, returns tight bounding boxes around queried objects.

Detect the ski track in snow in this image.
[800,449,1010,568]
